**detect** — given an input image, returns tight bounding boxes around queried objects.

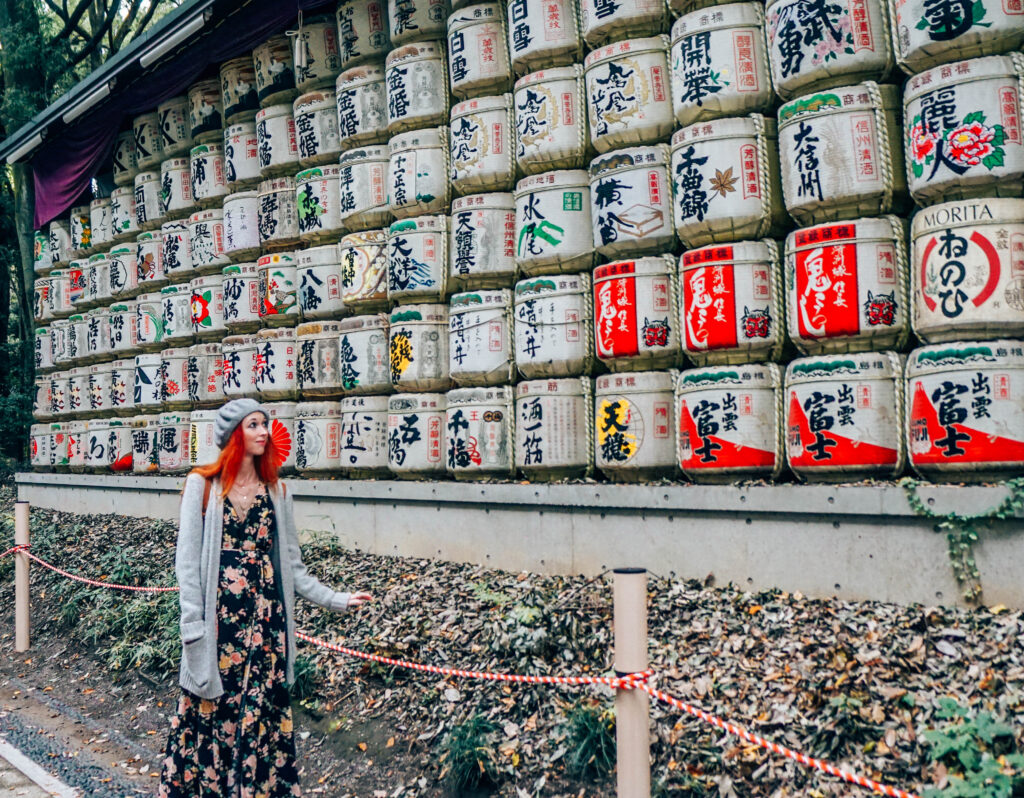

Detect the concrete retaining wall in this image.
[15,472,1024,608]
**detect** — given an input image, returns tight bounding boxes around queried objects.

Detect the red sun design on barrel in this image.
[270,419,291,467]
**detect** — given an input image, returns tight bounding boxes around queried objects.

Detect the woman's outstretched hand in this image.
[347,592,373,609]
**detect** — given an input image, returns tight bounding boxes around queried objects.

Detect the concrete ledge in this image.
[15,472,1024,608]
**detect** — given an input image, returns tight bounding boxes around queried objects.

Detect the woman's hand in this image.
[347,592,373,609]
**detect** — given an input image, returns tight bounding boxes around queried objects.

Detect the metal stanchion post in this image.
[15,501,30,652]
[613,567,650,797]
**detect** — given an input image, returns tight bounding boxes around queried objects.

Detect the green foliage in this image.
[563,701,617,781]
[289,654,322,702]
[922,698,1024,798]
[439,713,500,792]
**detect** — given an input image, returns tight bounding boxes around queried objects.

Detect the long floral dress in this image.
[160,490,301,798]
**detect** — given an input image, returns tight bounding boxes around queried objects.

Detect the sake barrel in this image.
[670,3,774,127]
[294,90,343,167]
[48,422,68,468]
[387,392,448,476]
[112,129,138,187]
[336,65,389,148]
[48,373,67,418]
[589,145,675,259]
[50,320,69,368]
[891,0,1024,73]
[188,209,230,274]
[338,0,392,69]
[85,307,111,362]
[680,240,785,365]
[449,193,516,290]
[445,385,515,477]
[390,0,450,46]
[295,400,343,472]
[136,231,168,292]
[584,37,674,153]
[765,0,894,100]
[265,401,298,473]
[254,34,298,107]
[33,229,49,276]
[447,4,513,99]
[905,55,1024,205]
[135,291,167,352]
[257,176,301,248]
[160,346,192,409]
[514,170,594,276]
[33,277,53,324]
[30,424,51,470]
[785,351,904,480]
[134,353,163,410]
[108,243,139,299]
[293,14,343,92]
[35,326,54,373]
[187,342,225,407]
[508,0,582,74]
[134,171,164,231]
[109,358,136,416]
[778,82,905,224]
[71,260,92,310]
[220,56,259,124]
[514,377,592,479]
[581,0,669,48]
[388,216,449,303]
[189,408,220,467]
[108,418,135,472]
[107,301,139,356]
[339,146,392,230]
[160,219,193,284]
[110,186,139,243]
[131,414,161,474]
[670,115,785,247]
[255,104,300,177]
[298,245,345,319]
[297,321,344,397]
[84,419,112,472]
[389,304,451,390]
[70,205,92,257]
[341,230,390,311]
[223,190,261,260]
[157,95,193,158]
[906,340,1024,481]
[66,315,88,364]
[49,268,72,317]
[911,198,1024,342]
[339,394,390,474]
[158,410,191,472]
[676,363,783,481]
[160,283,194,347]
[189,143,228,208]
[296,165,345,241]
[87,362,112,413]
[89,252,113,307]
[160,157,195,219]
[386,42,450,135]
[66,420,87,471]
[221,334,258,399]
[785,216,910,354]
[90,198,112,249]
[133,112,164,171]
[190,274,225,341]
[339,314,393,393]
[594,256,681,370]
[450,95,516,194]
[514,66,587,175]
[388,128,451,219]
[187,79,223,143]
[255,327,299,400]
[49,220,72,267]
[222,263,263,333]
[224,122,261,190]
[258,252,299,325]
[594,370,677,480]
[449,289,514,385]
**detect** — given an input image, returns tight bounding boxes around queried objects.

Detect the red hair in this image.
[191,419,280,497]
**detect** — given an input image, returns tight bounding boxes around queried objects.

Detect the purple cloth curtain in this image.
[32,0,331,228]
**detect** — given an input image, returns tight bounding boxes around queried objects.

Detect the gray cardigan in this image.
[176,473,351,699]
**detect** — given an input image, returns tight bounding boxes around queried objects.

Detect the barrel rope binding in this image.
[885,0,908,73]
[1013,53,1024,177]
[503,384,516,478]
[766,360,786,481]
[572,63,589,171]
[582,374,596,479]
[752,2,775,101]
[750,112,773,241]
[657,142,677,253]
[876,0,897,80]
[503,95,518,193]
[865,80,895,216]
[886,213,912,352]
[764,236,786,366]
[782,232,801,354]
[886,348,908,477]
[667,254,684,369]
[581,270,596,375]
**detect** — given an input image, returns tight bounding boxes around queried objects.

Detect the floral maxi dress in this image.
[160,491,301,797]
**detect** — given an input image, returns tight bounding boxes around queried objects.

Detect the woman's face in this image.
[242,412,269,457]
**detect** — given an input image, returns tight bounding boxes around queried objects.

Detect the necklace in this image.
[229,478,264,515]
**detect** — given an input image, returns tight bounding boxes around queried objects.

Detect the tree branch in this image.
[65,0,119,69]
[48,0,93,44]
[111,0,147,53]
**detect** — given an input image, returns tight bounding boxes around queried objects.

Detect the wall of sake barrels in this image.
[27,0,1024,486]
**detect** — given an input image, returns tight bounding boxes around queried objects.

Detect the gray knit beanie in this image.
[214,398,268,448]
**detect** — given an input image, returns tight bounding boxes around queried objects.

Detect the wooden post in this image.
[15,501,29,653]
[613,567,650,797]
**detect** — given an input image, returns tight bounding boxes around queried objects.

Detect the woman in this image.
[160,398,372,797]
